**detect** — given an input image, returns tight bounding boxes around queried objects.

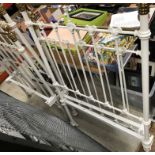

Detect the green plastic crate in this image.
[64,8,108,27]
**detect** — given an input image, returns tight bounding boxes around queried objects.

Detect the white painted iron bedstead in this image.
[0,3,153,151]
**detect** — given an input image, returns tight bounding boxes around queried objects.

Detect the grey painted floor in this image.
[0,81,141,151]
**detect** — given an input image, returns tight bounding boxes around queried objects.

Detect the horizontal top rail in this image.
[28,21,138,36]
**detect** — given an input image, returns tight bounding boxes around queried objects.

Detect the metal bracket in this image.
[45,95,57,107]
[36,21,45,30]
[108,27,122,36]
[86,25,96,36]
[67,22,76,32]
[78,40,86,48]
[121,108,129,115]
[51,23,58,30]
[134,50,142,56]
[115,47,126,56]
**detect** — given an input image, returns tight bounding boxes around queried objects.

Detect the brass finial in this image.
[16,4,27,12]
[0,4,6,16]
[28,12,39,30]
[0,21,11,32]
[8,31,17,42]
[29,12,38,22]
[2,25,11,32]
[138,4,149,15]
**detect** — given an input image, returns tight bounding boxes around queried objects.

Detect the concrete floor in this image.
[0,81,142,152]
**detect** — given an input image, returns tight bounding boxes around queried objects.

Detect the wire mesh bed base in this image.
[0,4,154,151]
[0,91,108,152]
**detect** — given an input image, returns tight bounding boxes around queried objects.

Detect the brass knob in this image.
[2,25,11,32]
[3,24,11,32]
[0,4,6,16]
[16,4,26,12]
[28,12,39,30]
[138,3,149,15]
[29,12,37,22]
[0,21,11,32]
[8,31,17,42]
